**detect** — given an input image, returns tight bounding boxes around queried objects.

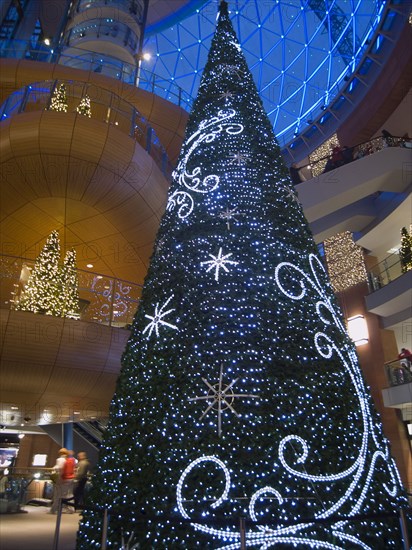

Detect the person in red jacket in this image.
[61,450,76,512]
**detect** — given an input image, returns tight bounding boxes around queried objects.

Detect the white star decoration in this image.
[285,186,300,203]
[218,207,244,229]
[201,247,239,281]
[217,63,244,79]
[228,152,249,165]
[155,237,166,255]
[142,295,178,338]
[219,90,233,101]
[189,364,260,436]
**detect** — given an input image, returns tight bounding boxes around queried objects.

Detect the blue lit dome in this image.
[141,0,387,151]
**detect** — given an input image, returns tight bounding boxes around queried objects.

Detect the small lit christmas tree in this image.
[49,83,68,112]
[399,226,412,273]
[61,249,81,319]
[15,230,61,315]
[77,2,407,548]
[76,95,92,117]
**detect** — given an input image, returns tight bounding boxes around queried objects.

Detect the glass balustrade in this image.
[0,79,175,179]
[0,255,142,329]
[366,251,410,293]
[0,40,193,112]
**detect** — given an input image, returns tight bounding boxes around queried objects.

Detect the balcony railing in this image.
[1,255,142,329]
[298,136,412,180]
[384,359,412,388]
[366,251,411,293]
[0,40,193,111]
[0,78,175,179]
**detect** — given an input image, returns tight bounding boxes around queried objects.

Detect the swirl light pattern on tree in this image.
[173,255,403,548]
[167,109,244,219]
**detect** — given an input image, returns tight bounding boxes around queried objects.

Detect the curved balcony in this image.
[297,144,412,244]
[0,41,194,113]
[0,255,141,425]
[62,19,140,64]
[1,254,142,328]
[77,0,143,18]
[0,78,174,179]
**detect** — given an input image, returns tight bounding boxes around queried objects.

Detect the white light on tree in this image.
[347,315,369,346]
[77,2,407,549]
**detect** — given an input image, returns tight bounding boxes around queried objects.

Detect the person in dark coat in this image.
[73,452,90,510]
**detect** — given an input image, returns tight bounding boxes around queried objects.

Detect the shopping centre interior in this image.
[0,0,411,518]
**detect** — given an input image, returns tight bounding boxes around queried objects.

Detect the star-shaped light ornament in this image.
[219,90,233,101]
[216,63,244,80]
[285,186,300,204]
[142,295,178,338]
[218,206,244,229]
[189,364,260,436]
[155,237,166,255]
[201,247,239,281]
[228,152,249,165]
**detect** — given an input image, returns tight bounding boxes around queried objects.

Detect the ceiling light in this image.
[86,264,93,268]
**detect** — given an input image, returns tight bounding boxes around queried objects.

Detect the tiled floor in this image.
[0,505,80,550]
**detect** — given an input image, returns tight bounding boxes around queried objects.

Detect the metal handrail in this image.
[0,254,142,329]
[384,359,412,387]
[366,251,410,294]
[0,78,175,179]
[298,136,411,179]
[0,40,193,111]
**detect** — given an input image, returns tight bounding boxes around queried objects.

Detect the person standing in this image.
[50,448,68,514]
[398,348,412,372]
[73,452,90,510]
[61,450,76,512]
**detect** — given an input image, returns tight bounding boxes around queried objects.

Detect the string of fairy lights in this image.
[14,230,80,319]
[77,2,406,548]
[49,83,92,117]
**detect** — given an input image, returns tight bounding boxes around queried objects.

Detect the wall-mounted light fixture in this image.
[347,315,369,346]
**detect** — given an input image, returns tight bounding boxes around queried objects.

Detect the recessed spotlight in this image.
[86,264,93,268]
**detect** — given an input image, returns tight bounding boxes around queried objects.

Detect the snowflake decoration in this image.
[219,90,233,101]
[218,207,244,229]
[142,295,178,338]
[189,364,259,436]
[228,152,249,165]
[216,63,244,79]
[201,247,239,281]
[155,237,166,255]
[285,186,300,203]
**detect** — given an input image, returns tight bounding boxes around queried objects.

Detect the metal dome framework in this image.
[140,0,405,158]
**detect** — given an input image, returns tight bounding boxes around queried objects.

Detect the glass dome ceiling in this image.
[141,0,385,147]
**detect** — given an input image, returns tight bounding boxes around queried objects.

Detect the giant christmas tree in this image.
[77,3,407,548]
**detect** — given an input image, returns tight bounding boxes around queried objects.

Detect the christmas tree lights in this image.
[15,231,80,319]
[15,230,62,316]
[49,83,68,113]
[399,226,412,273]
[324,232,368,293]
[76,95,92,117]
[61,249,81,319]
[77,2,407,548]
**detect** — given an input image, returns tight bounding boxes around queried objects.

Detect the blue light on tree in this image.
[77,2,407,548]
